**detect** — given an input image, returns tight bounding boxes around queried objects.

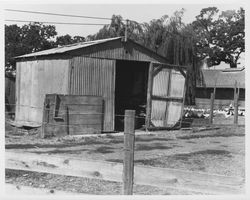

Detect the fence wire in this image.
[5,103,243,135]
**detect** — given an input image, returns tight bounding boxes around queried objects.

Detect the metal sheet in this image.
[16,37,167,64]
[169,69,185,97]
[166,102,182,125]
[15,37,122,58]
[149,64,186,128]
[152,68,170,97]
[15,59,69,126]
[151,100,167,127]
[70,57,115,131]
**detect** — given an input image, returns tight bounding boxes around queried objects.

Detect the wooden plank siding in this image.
[5,76,16,115]
[69,57,115,131]
[15,59,69,126]
[195,98,245,110]
[42,94,103,136]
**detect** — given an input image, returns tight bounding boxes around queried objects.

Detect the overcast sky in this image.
[3,4,244,37]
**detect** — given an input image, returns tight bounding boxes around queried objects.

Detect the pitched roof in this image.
[15,37,122,58]
[197,68,245,88]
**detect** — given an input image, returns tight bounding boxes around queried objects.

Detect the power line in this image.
[5,9,112,21]
[5,19,109,26]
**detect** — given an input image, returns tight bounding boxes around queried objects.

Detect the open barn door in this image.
[146,62,186,129]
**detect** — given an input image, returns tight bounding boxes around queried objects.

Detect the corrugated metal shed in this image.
[15,37,186,132]
[197,68,245,88]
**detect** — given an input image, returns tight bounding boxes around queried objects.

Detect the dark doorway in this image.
[115,60,149,131]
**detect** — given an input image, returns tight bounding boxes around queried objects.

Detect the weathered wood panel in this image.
[15,62,21,122]
[6,151,245,194]
[5,76,16,116]
[43,94,103,136]
[195,98,245,110]
[15,59,69,126]
[69,57,115,131]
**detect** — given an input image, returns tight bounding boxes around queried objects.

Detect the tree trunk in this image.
[230,62,237,68]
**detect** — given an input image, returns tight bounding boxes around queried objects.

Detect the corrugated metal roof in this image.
[197,68,245,88]
[15,37,122,58]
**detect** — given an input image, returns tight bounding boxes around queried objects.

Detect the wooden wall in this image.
[42,94,103,136]
[5,76,16,116]
[195,98,245,110]
[15,59,69,126]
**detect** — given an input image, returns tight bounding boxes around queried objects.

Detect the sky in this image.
[3,3,244,37]
[2,3,245,68]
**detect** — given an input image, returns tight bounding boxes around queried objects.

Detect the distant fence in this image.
[5,103,183,135]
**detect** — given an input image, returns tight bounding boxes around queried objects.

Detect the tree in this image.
[87,15,125,40]
[5,24,23,72]
[192,7,245,68]
[56,34,85,46]
[5,22,57,72]
[87,10,198,104]
[5,23,86,72]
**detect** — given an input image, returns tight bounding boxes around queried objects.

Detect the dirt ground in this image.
[5,113,245,195]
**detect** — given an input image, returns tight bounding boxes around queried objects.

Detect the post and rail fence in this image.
[208,81,240,126]
[5,109,245,195]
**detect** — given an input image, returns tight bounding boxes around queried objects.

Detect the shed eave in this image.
[14,37,123,59]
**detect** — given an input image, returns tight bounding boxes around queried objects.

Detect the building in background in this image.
[195,67,245,109]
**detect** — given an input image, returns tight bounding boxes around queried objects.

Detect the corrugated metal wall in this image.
[151,68,170,126]
[166,70,185,125]
[70,40,167,63]
[15,59,69,126]
[150,67,186,127]
[69,57,115,131]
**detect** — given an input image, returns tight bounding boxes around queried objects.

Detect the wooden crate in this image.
[42,94,103,137]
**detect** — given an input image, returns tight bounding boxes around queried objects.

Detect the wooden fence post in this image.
[123,110,135,195]
[40,100,49,138]
[234,88,239,125]
[145,62,153,130]
[65,106,69,135]
[209,92,215,124]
